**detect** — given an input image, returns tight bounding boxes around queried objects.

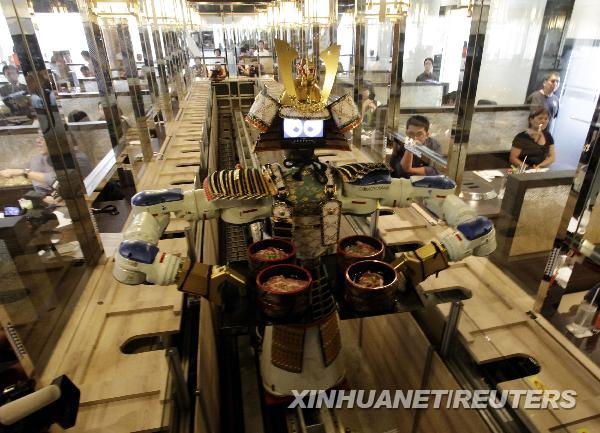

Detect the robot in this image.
[113,40,496,397]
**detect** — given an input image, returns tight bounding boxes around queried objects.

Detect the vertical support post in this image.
[152,24,174,121]
[139,21,160,107]
[369,208,379,237]
[166,348,191,410]
[445,0,491,189]
[78,0,124,154]
[411,345,435,433]
[185,226,197,263]
[385,18,405,134]
[115,19,153,162]
[352,4,365,148]
[440,301,463,358]
[312,25,320,65]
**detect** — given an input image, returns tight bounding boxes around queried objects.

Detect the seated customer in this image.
[0,130,92,201]
[390,115,441,178]
[360,86,378,127]
[237,47,258,77]
[509,108,555,169]
[1,65,30,117]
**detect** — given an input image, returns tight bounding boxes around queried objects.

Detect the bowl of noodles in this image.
[344,260,398,312]
[248,238,296,271]
[256,264,312,319]
[337,235,385,273]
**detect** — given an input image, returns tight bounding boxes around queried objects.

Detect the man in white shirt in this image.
[256,40,270,56]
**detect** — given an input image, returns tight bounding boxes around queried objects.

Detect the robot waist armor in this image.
[272,214,332,260]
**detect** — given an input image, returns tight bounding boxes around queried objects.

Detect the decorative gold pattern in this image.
[321,200,342,246]
[329,94,361,132]
[203,168,276,201]
[271,325,306,373]
[245,92,279,132]
[319,314,341,366]
[275,39,342,113]
[336,162,390,183]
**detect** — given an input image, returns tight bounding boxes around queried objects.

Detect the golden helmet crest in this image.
[274,39,341,113]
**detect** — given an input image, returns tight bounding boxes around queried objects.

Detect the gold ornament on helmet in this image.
[275,39,341,114]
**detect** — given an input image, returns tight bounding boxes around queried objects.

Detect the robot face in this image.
[283,118,324,139]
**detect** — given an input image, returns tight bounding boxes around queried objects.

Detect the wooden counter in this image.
[387,208,600,432]
[39,79,213,433]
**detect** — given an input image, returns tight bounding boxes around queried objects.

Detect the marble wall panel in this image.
[469,109,529,154]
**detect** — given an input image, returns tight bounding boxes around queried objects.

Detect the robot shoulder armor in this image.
[336,162,391,186]
[203,168,276,201]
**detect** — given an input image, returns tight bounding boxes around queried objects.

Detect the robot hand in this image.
[0,375,79,433]
[114,239,246,304]
[114,239,186,286]
[392,216,495,286]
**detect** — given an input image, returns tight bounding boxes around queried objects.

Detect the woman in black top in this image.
[509,108,556,169]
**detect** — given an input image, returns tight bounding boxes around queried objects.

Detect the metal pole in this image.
[166,347,191,410]
[385,17,405,134]
[445,0,491,189]
[440,300,463,358]
[369,208,379,237]
[411,345,435,433]
[185,226,197,263]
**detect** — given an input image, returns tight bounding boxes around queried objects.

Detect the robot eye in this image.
[284,118,303,138]
[303,120,323,138]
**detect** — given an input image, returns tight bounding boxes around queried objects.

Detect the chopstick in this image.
[519,156,528,173]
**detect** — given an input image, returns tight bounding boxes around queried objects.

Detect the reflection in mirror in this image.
[388,1,473,178]
[0,0,102,374]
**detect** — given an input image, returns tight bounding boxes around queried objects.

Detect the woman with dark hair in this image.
[360,86,377,126]
[509,108,556,169]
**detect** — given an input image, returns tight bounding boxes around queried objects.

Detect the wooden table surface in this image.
[40,80,213,433]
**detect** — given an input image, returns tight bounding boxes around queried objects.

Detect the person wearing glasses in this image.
[390,115,441,178]
[526,72,560,130]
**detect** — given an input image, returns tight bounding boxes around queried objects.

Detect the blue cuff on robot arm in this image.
[119,240,160,264]
[411,175,456,190]
[131,188,184,206]
[457,216,494,240]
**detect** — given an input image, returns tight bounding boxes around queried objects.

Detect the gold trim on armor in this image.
[271,325,306,373]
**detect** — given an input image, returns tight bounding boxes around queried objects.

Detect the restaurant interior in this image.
[0,0,599,431]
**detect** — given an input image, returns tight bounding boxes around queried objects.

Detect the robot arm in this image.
[342,172,496,285]
[386,176,496,285]
[113,187,271,293]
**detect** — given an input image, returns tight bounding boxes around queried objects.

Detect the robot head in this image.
[244,39,361,151]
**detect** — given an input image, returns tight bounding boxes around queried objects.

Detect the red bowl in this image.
[248,238,296,271]
[337,235,385,273]
[344,260,398,312]
[256,264,312,319]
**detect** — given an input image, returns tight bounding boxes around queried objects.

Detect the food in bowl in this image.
[263,275,307,293]
[253,246,288,261]
[344,240,379,257]
[355,271,385,289]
